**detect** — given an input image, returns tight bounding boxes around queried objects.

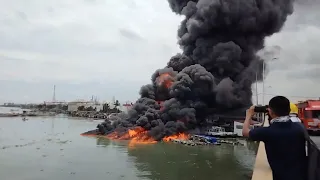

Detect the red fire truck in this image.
[296,100,320,134]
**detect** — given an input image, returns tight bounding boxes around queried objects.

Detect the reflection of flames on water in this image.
[105,126,189,147]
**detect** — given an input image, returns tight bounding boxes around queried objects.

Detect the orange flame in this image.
[82,127,190,148]
[162,133,190,142]
[157,101,164,111]
[106,127,189,145]
[106,127,157,147]
[158,73,173,88]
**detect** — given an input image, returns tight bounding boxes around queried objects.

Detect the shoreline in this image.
[0,112,56,117]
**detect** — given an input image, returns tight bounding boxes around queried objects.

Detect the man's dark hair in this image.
[268,96,290,116]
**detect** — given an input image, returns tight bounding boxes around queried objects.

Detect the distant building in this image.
[44,101,67,106]
[121,102,133,113]
[67,100,103,112]
[86,102,103,111]
[67,101,84,112]
[101,101,132,112]
[67,99,133,113]
[102,101,115,109]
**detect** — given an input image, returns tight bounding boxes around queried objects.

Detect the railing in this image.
[251,119,272,180]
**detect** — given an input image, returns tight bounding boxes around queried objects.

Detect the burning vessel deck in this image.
[81,107,248,137]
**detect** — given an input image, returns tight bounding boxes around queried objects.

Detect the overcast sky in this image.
[0,0,319,104]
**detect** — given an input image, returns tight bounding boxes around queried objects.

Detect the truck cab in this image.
[297,100,320,134]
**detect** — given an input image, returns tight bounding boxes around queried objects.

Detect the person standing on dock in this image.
[242,96,307,180]
[289,102,301,123]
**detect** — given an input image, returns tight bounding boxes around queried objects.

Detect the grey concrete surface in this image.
[311,136,320,147]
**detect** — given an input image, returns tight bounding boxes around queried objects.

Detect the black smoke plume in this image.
[85,0,294,140]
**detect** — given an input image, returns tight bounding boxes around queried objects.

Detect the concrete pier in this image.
[251,120,272,180]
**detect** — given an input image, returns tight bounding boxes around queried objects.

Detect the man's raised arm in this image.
[242,106,269,142]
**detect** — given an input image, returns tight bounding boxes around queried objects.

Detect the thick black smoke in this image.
[89,0,294,140]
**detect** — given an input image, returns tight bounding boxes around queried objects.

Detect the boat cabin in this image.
[206,126,236,136]
[233,120,261,137]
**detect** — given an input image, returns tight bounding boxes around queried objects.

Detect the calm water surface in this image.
[0,107,258,180]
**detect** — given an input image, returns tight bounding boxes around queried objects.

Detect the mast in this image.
[52,85,56,103]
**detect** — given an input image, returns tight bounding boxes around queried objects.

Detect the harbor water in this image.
[0,107,258,180]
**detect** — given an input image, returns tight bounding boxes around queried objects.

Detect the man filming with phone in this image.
[242,96,307,180]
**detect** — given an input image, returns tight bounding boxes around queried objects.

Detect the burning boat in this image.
[82,125,190,146]
[81,0,294,143]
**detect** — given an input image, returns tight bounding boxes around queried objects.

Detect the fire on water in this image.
[82,126,190,147]
[107,127,157,147]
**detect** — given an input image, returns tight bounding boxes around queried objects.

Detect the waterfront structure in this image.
[67,99,132,113]
[67,101,83,112]
[67,100,103,112]
[44,101,68,106]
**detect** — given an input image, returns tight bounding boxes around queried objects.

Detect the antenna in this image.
[52,85,56,103]
[255,72,258,105]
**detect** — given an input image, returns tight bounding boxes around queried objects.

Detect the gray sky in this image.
[0,0,319,104]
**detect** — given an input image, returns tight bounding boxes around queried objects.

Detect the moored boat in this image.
[205,126,238,137]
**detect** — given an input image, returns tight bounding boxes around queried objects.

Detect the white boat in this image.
[205,126,237,137]
[233,120,262,137]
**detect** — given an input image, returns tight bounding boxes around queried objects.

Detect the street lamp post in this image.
[255,72,259,105]
[262,62,265,105]
[262,59,277,105]
[260,45,280,105]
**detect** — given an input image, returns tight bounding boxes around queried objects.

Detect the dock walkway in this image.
[251,121,320,180]
[251,120,272,180]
